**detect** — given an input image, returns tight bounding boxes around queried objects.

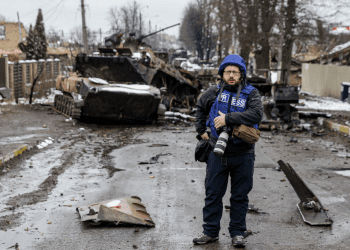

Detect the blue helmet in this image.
[218,54,246,78]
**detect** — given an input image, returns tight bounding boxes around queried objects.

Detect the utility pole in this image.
[17,12,22,43]
[81,0,88,53]
[100,28,102,45]
[139,12,142,36]
[155,25,157,48]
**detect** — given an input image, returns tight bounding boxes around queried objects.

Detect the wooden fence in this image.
[1,56,61,101]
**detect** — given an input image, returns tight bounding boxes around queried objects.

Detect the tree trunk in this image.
[255,0,278,72]
[255,37,270,70]
[281,0,296,84]
[232,0,251,66]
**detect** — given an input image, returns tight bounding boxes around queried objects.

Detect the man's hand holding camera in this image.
[214,111,226,129]
[201,111,226,140]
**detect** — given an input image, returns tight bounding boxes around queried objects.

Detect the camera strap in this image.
[217,80,244,106]
[217,81,226,106]
[235,81,243,102]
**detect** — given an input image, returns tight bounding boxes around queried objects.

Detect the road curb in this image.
[324,120,350,136]
[0,144,32,165]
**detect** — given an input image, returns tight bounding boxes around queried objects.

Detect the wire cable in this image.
[44,0,65,22]
[22,0,57,18]
[45,0,65,23]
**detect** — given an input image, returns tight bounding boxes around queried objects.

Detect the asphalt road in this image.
[1,105,350,249]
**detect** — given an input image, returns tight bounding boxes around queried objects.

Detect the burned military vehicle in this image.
[53,24,200,122]
[54,75,161,122]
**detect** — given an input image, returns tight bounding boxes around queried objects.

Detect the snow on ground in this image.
[328,41,350,54]
[2,89,350,112]
[297,91,350,111]
[0,88,62,106]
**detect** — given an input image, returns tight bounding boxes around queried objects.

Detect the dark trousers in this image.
[202,151,254,238]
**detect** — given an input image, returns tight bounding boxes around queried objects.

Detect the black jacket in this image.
[195,81,263,156]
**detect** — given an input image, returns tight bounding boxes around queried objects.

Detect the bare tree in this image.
[254,0,279,71]
[231,0,252,65]
[177,0,350,76]
[180,2,205,58]
[212,0,234,62]
[129,1,140,32]
[197,0,216,61]
[108,7,122,33]
[47,27,61,44]
[69,27,83,52]
[108,0,143,37]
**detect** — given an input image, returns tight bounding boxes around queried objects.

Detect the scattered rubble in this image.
[138,153,171,165]
[288,137,298,143]
[225,204,268,214]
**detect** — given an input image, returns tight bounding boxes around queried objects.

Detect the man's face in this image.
[222,65,241,86]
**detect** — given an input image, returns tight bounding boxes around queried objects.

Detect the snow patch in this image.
[329,41,350,54]
[101,87,152,95]
[37,137,54,149]
[89,77,109,85]
[298,95,350,111]
[108,84,150,90]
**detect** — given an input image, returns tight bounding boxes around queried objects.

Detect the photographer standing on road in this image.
[194,54,263,248]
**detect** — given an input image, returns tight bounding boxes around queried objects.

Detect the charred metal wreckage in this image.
[77,196,155,227]
[278,160,333,226]
[247,72,300,130]
[54,24,200,123]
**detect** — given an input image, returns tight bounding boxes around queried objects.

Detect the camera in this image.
[213,126,229,156]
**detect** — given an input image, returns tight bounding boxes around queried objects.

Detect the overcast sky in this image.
[3,0,350,40]
[2,0,192,38]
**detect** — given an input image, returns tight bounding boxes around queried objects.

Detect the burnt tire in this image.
[62,97,68,114]
[57,95,63,112]
[67,100,73,116]
[54,95,59,110]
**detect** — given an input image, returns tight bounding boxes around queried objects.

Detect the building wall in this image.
[0,21,27,53]
[302,63,350,98]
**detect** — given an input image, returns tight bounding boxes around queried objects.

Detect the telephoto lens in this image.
[213,126,229,156]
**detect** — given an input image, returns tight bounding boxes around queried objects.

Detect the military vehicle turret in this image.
[53,24,200,123]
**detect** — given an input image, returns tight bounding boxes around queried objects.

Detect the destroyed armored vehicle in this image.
[53,24,200,122]
[54,74,160,122]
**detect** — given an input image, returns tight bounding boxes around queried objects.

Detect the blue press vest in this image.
[207,83,259,144]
